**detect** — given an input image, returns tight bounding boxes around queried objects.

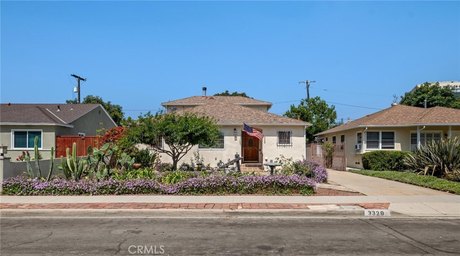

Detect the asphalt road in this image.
[1,213,459,256]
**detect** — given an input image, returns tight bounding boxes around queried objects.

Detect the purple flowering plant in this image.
[2,174,316,196]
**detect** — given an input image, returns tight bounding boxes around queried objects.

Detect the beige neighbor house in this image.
[0,103,117,160]
[161,96,310,168]
[316,104,460,169]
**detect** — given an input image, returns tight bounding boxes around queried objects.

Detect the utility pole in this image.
[299,80,316,100]
[71,74,86,103]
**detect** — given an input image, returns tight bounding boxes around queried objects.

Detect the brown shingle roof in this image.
[176,101,308,126]
[0,103,101,126]
[317,105,460,135]
[162,96,272,108]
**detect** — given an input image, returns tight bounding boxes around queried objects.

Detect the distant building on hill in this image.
[412,81,460,98]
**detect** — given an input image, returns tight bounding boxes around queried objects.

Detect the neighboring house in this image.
[316,104,460,169]
[161,95,310,167]
[0,103,117,160]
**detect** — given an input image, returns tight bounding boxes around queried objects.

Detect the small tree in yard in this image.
[128,112,220,170]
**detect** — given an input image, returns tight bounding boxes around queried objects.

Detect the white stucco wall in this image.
[159,125,306,167]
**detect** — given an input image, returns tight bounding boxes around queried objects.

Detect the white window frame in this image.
[11,129,43,150]
[277,130,292,146]
[409,130,442,151]
[365,130,395,150]
[356,132,363,145]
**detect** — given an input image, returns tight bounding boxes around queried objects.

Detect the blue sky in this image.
[2,1,459,121]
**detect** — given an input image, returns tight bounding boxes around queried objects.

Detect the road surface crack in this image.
[4,231,53,249]
[362,220,457,255]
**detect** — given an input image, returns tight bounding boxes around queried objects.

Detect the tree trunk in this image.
[172,157,178,171]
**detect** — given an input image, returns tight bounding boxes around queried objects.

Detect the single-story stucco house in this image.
[316,104,460,169]
[160,95,310,168]
[0,103,117,160]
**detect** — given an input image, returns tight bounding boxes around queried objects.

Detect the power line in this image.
[271,98,382,110]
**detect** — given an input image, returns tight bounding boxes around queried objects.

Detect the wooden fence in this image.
[55,136,101,157]
[306,143,347,171]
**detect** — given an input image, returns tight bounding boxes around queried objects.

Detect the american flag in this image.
[243,123,263,140]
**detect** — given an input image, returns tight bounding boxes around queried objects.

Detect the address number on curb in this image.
[364,209,391,217]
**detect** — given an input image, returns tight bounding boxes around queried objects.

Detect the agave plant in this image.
[404,137,460,178]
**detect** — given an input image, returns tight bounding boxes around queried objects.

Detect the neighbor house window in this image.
[332,136,337,144]
[340,135,345,144]
[410,132,441,151]
[381,132,395,149]
[365,131,395,150]
[199,132,224,149]
[277,131,292,146]
[13,130,42,149]
[366,132,380,149]
[357,133,362,144]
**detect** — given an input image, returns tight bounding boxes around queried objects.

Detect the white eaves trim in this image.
[0,122,73,128]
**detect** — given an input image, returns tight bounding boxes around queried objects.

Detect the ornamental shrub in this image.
[280,158,327,183]
[1,175,316,196]
[362,151,410,171]
[404,137,460,179]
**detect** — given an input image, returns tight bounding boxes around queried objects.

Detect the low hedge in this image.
[1,175,316,196]
[362,151,410,171]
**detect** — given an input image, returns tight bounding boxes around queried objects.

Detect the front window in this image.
[381,132,395,149]
[410,132,441,151]
[277,131,292,146]
[357,133,362,144]
[340,135,345,144]
[366,132,380,149]
[13,131,42,149]
[332,136,336,144]
[199,132,224,149]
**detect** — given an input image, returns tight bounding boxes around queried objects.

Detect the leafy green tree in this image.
[126,112,220,170]
[284,97,337,142]
[400,82,460,109]
[214,90,249,97]
[67,95,125,125]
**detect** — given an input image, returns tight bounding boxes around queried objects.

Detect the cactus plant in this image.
[46,147,54,181]
[59,142,87,181]
[34,136,42,177]
[24,151,34,177]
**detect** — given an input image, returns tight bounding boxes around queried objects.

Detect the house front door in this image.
[242,132,260,162]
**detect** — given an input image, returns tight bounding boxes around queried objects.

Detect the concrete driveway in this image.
[327,169,450,196]
[327,169,460,217]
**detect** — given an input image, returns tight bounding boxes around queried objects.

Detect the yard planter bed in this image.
[1,175,316,196]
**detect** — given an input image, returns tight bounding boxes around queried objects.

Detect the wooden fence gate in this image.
[55,136,101,157]
[306,143,347,171]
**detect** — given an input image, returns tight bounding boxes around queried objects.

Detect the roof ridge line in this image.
[44,108,68,124]
[36,106,64,124]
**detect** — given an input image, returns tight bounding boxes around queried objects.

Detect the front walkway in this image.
[328,169,450,196]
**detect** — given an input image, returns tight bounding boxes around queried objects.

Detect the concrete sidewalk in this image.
[1,194,459,217]
[1,170,459,217]
[327,169,460,217]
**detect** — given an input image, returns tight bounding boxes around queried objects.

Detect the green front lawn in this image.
[350,170,460,195]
